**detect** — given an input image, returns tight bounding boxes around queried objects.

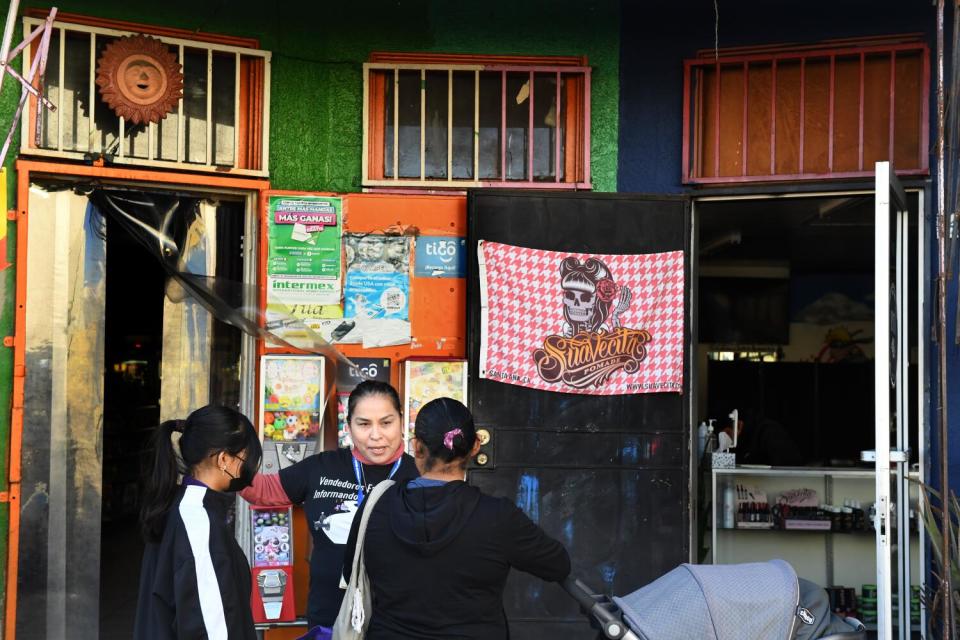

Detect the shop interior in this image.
[696,192,922,634]
[97,191,246,639]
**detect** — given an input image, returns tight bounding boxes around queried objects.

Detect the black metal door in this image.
[466,191,691,640]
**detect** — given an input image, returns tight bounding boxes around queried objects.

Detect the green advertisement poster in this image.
[267,195,342,278]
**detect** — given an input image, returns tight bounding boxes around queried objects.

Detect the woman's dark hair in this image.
[413,397,476,470]
[140,405,261,541]
[346,380,402,424]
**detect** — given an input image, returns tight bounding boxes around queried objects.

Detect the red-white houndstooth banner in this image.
[479,241,685,395]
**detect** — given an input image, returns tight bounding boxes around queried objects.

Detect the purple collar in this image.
[182,475,209,489]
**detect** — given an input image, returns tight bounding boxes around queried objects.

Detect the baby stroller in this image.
[563,559,866,640]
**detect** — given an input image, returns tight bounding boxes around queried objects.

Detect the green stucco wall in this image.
[8,0,620,193]
[0,0,619,623]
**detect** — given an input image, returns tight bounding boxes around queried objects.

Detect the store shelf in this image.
[713,466,876,479]
[711,466,923,602]
[717,527,920,536]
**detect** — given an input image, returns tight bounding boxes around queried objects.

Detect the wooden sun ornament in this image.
[96,35,183,125]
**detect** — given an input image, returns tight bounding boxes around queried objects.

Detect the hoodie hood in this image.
[388,481,482,556]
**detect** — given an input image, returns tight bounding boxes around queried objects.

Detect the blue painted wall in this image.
[618,0,935,194]
[617,0,956,488]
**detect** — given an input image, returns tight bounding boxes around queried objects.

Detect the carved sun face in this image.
[118,56,168,105]
[96,35,183,125]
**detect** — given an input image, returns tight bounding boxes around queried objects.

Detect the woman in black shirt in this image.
[343,397,570,639]
[241,381,418,638]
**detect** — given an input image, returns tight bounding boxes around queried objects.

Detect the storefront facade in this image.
[0,0,950,639]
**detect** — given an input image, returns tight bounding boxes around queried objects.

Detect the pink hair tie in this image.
[443,428,463,450]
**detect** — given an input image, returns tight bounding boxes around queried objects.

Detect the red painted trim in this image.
[583,69,591,185]
[369,52,586,67]
[694,33,925,58]
[889,51,896,165]
[25,9,260,48]
[681,60,691,182]
[688,41,927,65]
[921,46,931,170]
[686,168,928,185]
[16,159,269,190]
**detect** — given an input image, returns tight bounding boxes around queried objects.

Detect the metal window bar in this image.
[393,67,398,180]
[420,67,425,181]
[474,69,479,181]
[770,59,777,174]
[742,61,749,176]
[500,70,506,182]
[363,61,591,189]
[799,58,805,173]
[528,70,534,181]
[828,55,835,173]
[714,60,720,177]
[447,68,452,180]
[682,41,930,184]
[857,52,872,171]
[55,26,63,151]
[206,48,213,166]
[21,16,270,177]
[555,70,560,182]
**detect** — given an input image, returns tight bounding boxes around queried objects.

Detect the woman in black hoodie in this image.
[342,397,571,639]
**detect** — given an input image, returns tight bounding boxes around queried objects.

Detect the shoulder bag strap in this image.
[348,479,396,578]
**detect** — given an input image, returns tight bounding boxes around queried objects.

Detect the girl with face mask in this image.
[240,380,418,640]
[134,405,263,640]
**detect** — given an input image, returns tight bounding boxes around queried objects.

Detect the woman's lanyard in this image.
[353,457,402,505]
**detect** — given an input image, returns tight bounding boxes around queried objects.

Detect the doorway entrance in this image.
[695,178,925,639]
[14,180,255,640]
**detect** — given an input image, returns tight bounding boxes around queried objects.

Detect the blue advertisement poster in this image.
[415,236,467,277]
[344,271,409,320]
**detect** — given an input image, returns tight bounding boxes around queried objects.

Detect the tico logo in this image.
[425,239,459,262]
[415,236,466,278]
[533,257,651,389]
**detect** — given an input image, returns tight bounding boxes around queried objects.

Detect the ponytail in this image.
[139,420,185,542]
[139,407,260,542]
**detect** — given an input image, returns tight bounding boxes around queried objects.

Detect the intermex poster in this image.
[478,241,685,396]
[266,196,343,341]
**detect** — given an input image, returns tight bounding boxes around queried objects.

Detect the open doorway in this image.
[95,191,247,639]
[695,191,923,637]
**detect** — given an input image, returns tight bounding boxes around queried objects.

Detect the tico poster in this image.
[266,196,343,338]
[478,241,684,395]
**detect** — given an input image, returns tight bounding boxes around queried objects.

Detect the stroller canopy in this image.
[613,559,799,640]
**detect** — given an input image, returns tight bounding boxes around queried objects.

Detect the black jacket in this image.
[343,480,571,639]
[278,448,419,628]
[134,484,256,640]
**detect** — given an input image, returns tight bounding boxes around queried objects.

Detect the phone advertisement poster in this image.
[260,355,325,444]
[403,360,468,443]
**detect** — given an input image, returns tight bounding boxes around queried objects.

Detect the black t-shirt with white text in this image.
[278,448,418,629]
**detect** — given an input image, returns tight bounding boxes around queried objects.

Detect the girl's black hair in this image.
[413,397,476,470]
[346,379,402,424]
[140,405,261,542]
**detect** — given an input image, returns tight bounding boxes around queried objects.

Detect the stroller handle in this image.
[561,576,631,640]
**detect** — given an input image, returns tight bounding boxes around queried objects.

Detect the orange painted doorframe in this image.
[5,159,269,640]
